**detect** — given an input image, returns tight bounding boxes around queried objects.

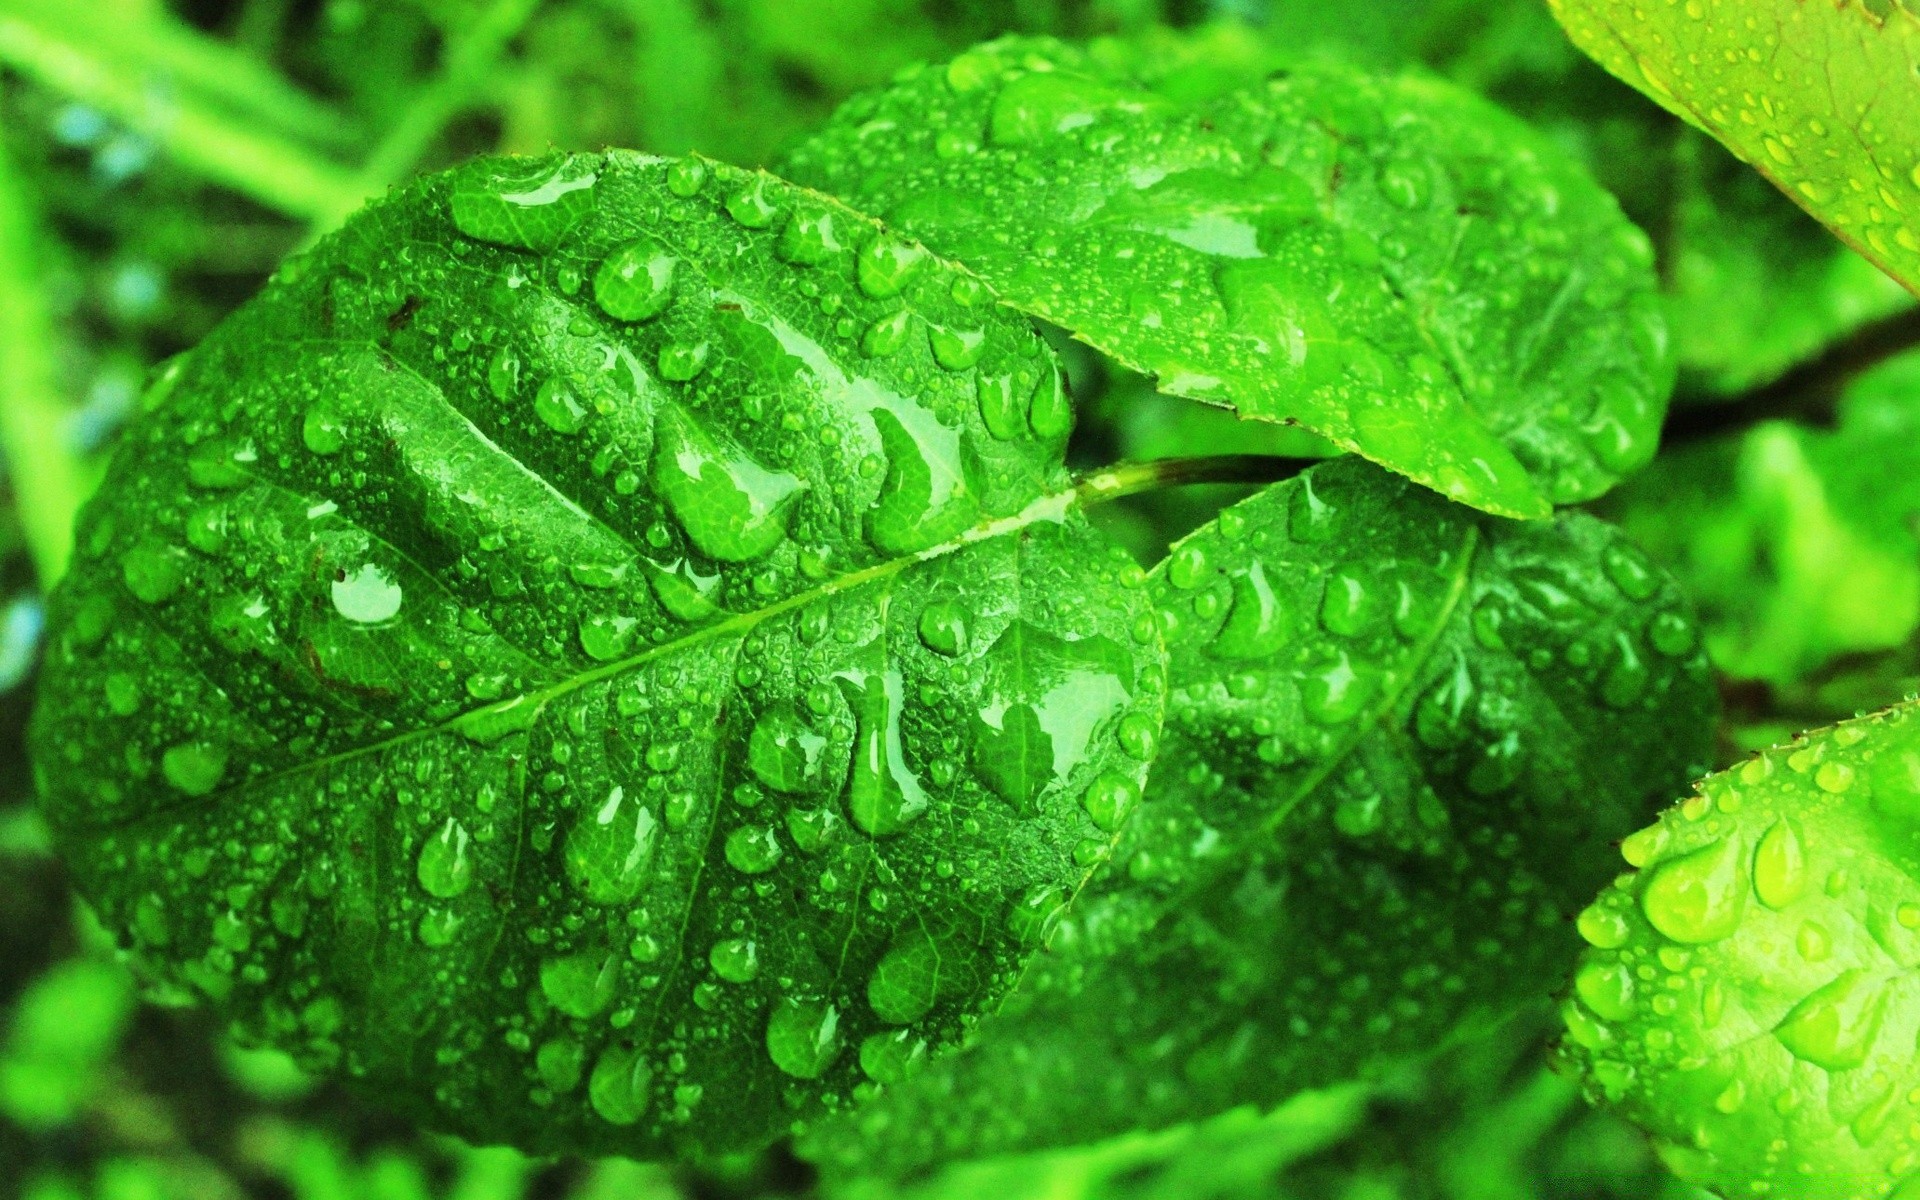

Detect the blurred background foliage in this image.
[0,0,1914,1196]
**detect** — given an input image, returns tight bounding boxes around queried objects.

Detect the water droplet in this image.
[450,155,598,252]
[976,374,1025,441]
[536,1037,584,1093]
[859,1029,927,1083]
[987,70,1131,147]
[927,324,985,371]
[578,613,637,661]
[836,662,929,836]
[123,540,187,604]
[868,927,942,1024]
[1377,160,1430,210]
[416,816,474,898]
[641,557,722,622]
[1320,570,1380,639]
[1027,363,1072,440]
[593,242,677,322]
[563,787,659,904]
[1082,771,1140,833]
[1774,970,1889,1071]
[1816,761,1855,793]
[917,599,969,656]
[766,996,842,1078]
[540,950,620,1018]
[1602,542,1659,600]
[777,209,842,265]
[725,824,784,874]
[857,236,927,298]
[534,378,590,434]
[332,564,403,624]
[667,157,706,196]
[971,622,1131,813]
[1117,712,1158,760]
[1302,652,1374,724]
[303,404,347,455]
[1206,561,1284,660]
[1753,818,1808,910]
[866,405,981,555]
[709,938,760,983]
[1574,959,1635,1022]
[659,339,710,382]
[725,176,780,228]
[1577,903,1630,949]
[162,741,228,796]
[1647,609,1698,657]
[587,1044,651,1124]
[652,403,803,562]
[1166,543,1209,590]
[748,703,828,794]
[1640,837,1747,944]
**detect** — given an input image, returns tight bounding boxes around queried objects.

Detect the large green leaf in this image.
[782,37,1674,518]
[28,150,1167,1159]
[1547,0,1920,297]
[1562,700,1920,1197]
[799,457,1718,1177]
[1602,350,1920,691]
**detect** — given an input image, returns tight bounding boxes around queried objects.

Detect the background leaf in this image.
[1546,0,1920,296]
[1562,700,1920,1198]
[782,36,1673,519]
[30,149,1167,1160]
[799,456,1718,1178]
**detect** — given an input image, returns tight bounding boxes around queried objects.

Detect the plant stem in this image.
[0,117,92,587]
[0,5,361,221]
[1074,454,1316,505]
[1664,304,1920,443]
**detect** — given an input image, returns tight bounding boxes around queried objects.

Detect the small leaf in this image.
[799,457,1717,1177]
[29,150,1166,1159]
[1547,0,1920,296]
[783,37,1674,517]
[1562,701,1920,1198]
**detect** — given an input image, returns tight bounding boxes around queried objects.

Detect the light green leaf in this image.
[29,150,1165,1159]
[782,37,1674,518]
[800,457,1718,1177]
[1562,700,1920,1198]
[1602,350,1920,689]
[1547,0,1920,296]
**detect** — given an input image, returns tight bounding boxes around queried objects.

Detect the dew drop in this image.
[332,564,403,624]
[563,787,659,905]
[587,1044,651,1125]
[593,242,677,322]
[1640,837,1747,944]
[416,816,474,899]
[767,997,842,1079]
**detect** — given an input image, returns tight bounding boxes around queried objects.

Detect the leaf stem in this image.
[1074,454,1317,505]
[1664,304,1920,443]
[0,115,93,586]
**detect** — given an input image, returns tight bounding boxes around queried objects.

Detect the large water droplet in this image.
[1774,970,1889,1071]
[123,540,187,604]
[917,599,969,657]
[1753,818,1808,910]
[1209,561,1286,659]
[777,209,843,265]
[866,405,981,555]
[587,1044,651,1124]
[987,71,1134,147]
[652,403,803,562]
[416,816,474,898]
[593,241,677,322]
[748,703,828,794]
[709,938,760,983]
[450,155,598,252]
[857,236,927,298]
[868,927,942,1024]
[533,378,590,434]
[971,622,1132,812]
[766,997,842,1079]
[835,662,928,836]
[1640,837,1747,944]
[540,950,620,1018]
[563,786,659,904]
[642,557,722,622]
[162,741,228,795]
[332,564,403,624]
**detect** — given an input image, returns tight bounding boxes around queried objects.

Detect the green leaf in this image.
[782,37,1674,518]
[1546,0,1920,297]
[28,150,1167,1159]
[799,457,1718,1177]
[1602,350,1920,689]
[1561,700,1920,1198]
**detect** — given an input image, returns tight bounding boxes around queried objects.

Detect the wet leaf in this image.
[1562,701,1920,1198]
[800,457,1717,1176]
[1547,0,1920,297]
[29,150,1166,1159]
[783,37,1673,518]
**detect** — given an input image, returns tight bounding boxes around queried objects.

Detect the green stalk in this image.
[0,7,360,221]
[1074,454,1316,506]
[0,118,90,586]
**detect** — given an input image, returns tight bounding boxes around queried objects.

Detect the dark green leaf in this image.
[29,150,1166,1159]
[1562,700,1920,1198]
[800,457,1718,1177]
[782,37,1673,518]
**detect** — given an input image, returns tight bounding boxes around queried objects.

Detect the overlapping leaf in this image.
[1548,0,1920,296]
[800,457,1717,1178]
[29,150,1166,1159]
[783,37,1673,518]
[1563,701,1920,1198]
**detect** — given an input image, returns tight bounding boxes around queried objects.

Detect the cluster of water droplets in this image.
[781,35,1673,518]
[1565,701,1920,1197]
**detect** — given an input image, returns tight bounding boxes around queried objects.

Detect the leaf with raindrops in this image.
[28,150,1167,1159]
[1547,0,1920,298]
[798,456,1718,1178]
[1561,701,1920,1199]
[782,36,1674,519]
